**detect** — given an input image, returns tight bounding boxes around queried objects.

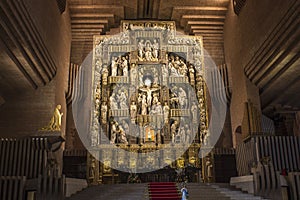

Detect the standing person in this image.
[181,184,189,200]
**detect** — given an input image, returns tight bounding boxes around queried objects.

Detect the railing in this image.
[288,172,300,200]
[108,76,129,84]
[36,174,65,200]
[0,138,47,178]
[235,135,300,199]
[0,176,26,200]
[252,161,281,198]
[0,137,65,199]
[213,147,235,155]
[64,149,87,157]
[236,136,300,176]
[109,109,129,117]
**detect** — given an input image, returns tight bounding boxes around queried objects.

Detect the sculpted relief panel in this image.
[91,21,208,148]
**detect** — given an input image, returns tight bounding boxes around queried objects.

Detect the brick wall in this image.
[0,0,71,137]
[223,0,296,147]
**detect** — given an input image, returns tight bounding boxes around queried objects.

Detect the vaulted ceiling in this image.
[0,0,298,119]
[68,0,230,66]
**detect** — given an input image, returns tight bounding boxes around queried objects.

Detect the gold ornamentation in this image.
[40,104,63,131]
[103,160,112,174]
[176,157,185,169]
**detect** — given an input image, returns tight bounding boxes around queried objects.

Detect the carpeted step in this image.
[148,182,181,200]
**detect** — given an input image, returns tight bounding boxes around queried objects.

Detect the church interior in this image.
[0,0,299,199]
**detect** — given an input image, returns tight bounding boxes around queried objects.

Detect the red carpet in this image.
[148,182,181,200]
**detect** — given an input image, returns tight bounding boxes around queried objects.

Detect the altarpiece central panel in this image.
[87,21,209,184]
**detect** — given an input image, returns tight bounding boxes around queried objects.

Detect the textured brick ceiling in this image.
[68,0,230,66]
[1,0,298,115]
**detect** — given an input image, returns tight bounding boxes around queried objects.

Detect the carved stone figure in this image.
[41,104,63,131]
[122,120,130,135]
[68,128,76,149]
[130,64,137,83]
[152,39,159,60]
[121,56,129,76]
[185,125,191,143]
[130,101,137,123]
[139,83,160,108]
[89,156,96,179]
[152,92,160,105]
[91,121,99,146]
[179,127,186,143]
[101,102,108,124]
[153,23,166,30]
[119,91,128,109]
[170,65,179,76]
[95,85,101,100]
[110,93,119,109]
[95,96,100,110]
[138,71,144,87]
[174,56,181,70]
[197,88,204,100]
[141,94,148,115]
[111,57,118,76]
[116,56,123,74]
[103,160,112,174]
[191,102,199,123]
[199,98,204,109]
[138,39,145,60]
[188,65,195,85]
[144,40,153,61]
[102,65,109,85]
[170,93,179,108]
[168,55,175,67]
[118,125,128,144]
[171,120,178,143]
[205,158,213,181]
[154,102,163,114]
[130,23,144,31]
[178,87,187,108]
[137,93,143,114]
[163,102,170,124]
[162,64,169,78]
[179,59,188,76]
[150,102,163,128]
[110,121,118,144]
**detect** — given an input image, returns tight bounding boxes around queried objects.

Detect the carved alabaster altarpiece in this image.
[88,21,209,184]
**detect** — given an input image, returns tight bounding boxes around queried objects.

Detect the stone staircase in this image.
[183,183,231,200]
[66,182,269,200]
[185,183,269,200]
[66,183,148,200]
[65,178,88,197]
